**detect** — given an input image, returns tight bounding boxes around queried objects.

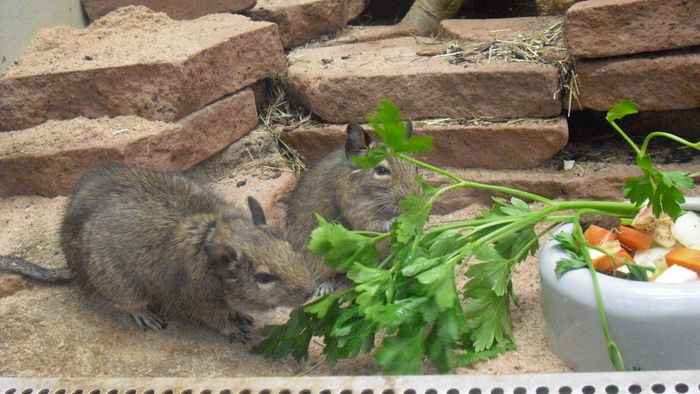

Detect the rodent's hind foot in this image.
[130,309,167,331]
[220,312,253,344]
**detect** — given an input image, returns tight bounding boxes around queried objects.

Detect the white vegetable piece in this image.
[671,211,700,249]
[654,264,700,283]
[634,247,671,268]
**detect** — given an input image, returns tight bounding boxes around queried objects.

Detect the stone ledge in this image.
[565,0,700,59]
[575,52,700,111]
[81,0,257,21]
[440,16,563,49]
[280,117,569,169]
[0,6,284,131]
[287,37,562,122]
[0,89,257,197]
[247,0,347,48]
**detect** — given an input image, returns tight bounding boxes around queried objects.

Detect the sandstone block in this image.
[0,89,257,197]
[575,53,700,111]
[247,0,347,48]
[565,0,700,58]
[286,37,562,123]
[280,117,569,169]
[440,16,563,49]
[81,0,257,21]
[0,6,284,131]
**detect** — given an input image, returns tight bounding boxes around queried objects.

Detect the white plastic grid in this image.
[2,371,699,394]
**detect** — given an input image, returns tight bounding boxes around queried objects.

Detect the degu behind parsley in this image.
[253,100,698,374]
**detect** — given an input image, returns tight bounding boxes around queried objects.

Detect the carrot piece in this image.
[618,225,653,251]
[584,224,618,246]
[591,249,635,273]
[665,247,700,276]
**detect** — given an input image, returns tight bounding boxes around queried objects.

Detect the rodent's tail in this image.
[0,255,74,283]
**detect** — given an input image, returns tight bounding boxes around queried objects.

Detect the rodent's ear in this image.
[247,196,267,227]
[204,243,238,271]
[405,120,413,137]
[345,123,371,158]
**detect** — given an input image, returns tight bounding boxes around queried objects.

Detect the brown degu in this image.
[0,166,315,343]
[286,122,421,294]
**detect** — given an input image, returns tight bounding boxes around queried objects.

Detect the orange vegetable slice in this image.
[665,247,700,276]
[591,248,635,273]
[584,224,618,246]
[618,225,653,251]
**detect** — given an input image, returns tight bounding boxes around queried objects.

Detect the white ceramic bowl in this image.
[538,197,700,371]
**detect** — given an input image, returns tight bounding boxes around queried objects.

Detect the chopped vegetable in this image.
[671,212,700,249]
[618,225,654,251]
[584,224,618,246]
[633,247,670,279]
[654,264,700,283]
[631,207,676,248]
[589,248,635,273]
[665,247,700,275]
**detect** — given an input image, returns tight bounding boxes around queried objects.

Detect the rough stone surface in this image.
[346,0,365,22]
[287,37,562,122]
[0,89,257,197]
[440,16,562,49]
[247,0,347,48]
[565,0,700,59]
[310,25,418,47]
[0,6,284,131]
[575,52,700,111]
[280,117,569,169]
[81,0,257,21]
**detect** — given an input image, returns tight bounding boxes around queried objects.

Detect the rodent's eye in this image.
[254,273,279,284]
[373,165,391,176]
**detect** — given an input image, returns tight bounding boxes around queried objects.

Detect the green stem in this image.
[425,214,527,235]
[606,119,641,157]
[572,218,625,371]
[512,223,559,263]
[397,153,555,205]
[640,131,700,155]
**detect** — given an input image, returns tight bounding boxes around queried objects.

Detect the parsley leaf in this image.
[308,215,378,270]
[605,99,638,122]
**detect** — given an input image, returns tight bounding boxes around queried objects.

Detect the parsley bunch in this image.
[253,100,697,374]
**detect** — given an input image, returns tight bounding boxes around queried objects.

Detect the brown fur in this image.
[2,166,315,343]
[286,123,421,293]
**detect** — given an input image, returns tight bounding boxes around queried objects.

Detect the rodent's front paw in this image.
[315,282,335,297]
[227,326,252,344]
[230,312,254,329]
[129,309,167,331]
[219,312,254,344]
